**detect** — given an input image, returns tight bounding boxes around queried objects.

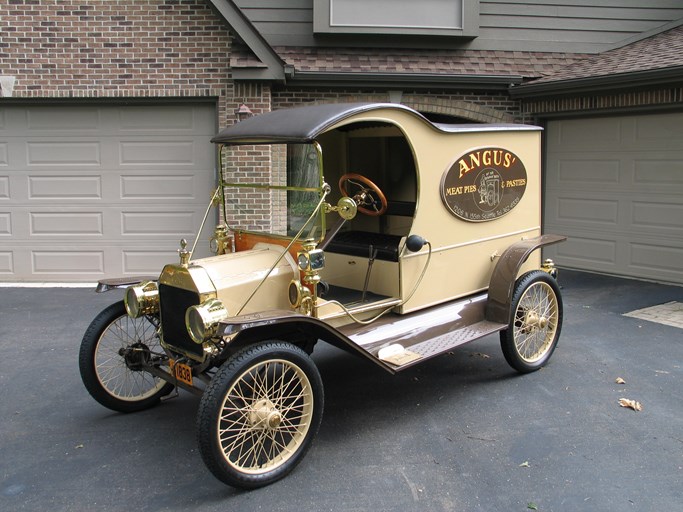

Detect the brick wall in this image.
[272,88,526,123]
[0,0,234,122]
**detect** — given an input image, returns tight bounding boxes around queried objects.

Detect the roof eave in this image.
[232,67,288,81]
[510,66,683,99]
[284,69,525,91]
[208,0,285,81]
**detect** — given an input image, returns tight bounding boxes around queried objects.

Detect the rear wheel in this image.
[500,271,563,373]
[79,301,174,413]
[197,341,323,489]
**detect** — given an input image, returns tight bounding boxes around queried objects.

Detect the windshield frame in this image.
[217,141,327,243]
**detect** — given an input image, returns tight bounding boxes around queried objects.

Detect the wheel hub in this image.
[250,399,282,430]
[120,342,151,371]
[524,310,548,331]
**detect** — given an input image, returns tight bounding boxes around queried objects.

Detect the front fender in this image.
[218,310,398,373]
[95,275,158,293]
[485,234,566,324]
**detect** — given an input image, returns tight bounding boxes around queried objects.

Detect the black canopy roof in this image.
[211,102,539,144]
[211,102,417,144]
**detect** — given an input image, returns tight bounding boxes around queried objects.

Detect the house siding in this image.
[235,0,683,52]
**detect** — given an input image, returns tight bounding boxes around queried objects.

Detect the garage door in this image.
[544,112,683,284]
[0,103,216,282]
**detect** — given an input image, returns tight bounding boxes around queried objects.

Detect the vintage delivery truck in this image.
[79,102,566,489]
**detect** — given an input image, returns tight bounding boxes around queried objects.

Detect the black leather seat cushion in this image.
[325,231,402,262]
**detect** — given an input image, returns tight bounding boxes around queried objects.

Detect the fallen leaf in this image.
[470,352,490,359]
[615,377,626,384]
[527,503,538,510]
[519,461,530,468]
[618,398,642,411]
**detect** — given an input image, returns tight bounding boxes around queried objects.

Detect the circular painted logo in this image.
[440,147,527,222]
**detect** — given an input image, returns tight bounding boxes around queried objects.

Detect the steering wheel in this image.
[338,173,388,216]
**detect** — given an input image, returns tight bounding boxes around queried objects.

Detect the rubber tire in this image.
[500,270,563,374]
[197,341,324,489]
[79,301,174,413]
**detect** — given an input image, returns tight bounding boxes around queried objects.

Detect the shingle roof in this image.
[231,45,589,80]
[231,24,683,88]
[526,24,683,85]
[276,47,591,79]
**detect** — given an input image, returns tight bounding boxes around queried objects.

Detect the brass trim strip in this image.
[222,182,321,192]
[401,226,541,259]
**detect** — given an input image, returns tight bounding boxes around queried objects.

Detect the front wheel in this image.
[79,301,174,413]
[197,341,324,489]
[500,271,563,373]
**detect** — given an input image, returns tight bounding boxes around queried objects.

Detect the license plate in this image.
[170,360,193,387]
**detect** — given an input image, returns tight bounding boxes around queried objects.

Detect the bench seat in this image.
[324,230,403,262]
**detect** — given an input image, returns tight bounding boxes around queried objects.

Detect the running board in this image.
[339,293,507,372]
[373,319,506,371]
[219,293,508,375]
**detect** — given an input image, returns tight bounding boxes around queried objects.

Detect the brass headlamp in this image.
[124,281,160,318]
[186,298,229,344]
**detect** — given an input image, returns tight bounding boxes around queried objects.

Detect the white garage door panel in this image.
[121,210,199,235]
[0,212,10,234]
[551,235,617,264]
[30,212,103,235]
[545,112,683,284]
[121,175,197,199]
[123,250,179,273]
[7,206,204,239]
[32,249,105,274]
[5,244,181,277]
[631,243,683,272]
[29,175,103,199]
[634,114,683,147]
[632,200,683,231]
[0,103,216,281]
[121,141,197,165]
[0,252,12,274]
[634,158,683,186]
[558,158,620,184]
[557,197,619,225]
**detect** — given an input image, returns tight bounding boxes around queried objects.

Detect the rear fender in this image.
[485,234,566,324]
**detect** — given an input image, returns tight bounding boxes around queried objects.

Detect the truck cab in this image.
[80,103,565,490]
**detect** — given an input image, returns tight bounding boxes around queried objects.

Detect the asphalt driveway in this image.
[1,270,681,512]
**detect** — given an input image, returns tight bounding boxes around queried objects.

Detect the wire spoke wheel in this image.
[198,341,323,489]
[500,271,563,373]
[79,301,173,412]
[513,281,558,362]
[220,359,313,473]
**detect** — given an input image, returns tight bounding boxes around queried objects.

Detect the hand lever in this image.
[361,245,378,303]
